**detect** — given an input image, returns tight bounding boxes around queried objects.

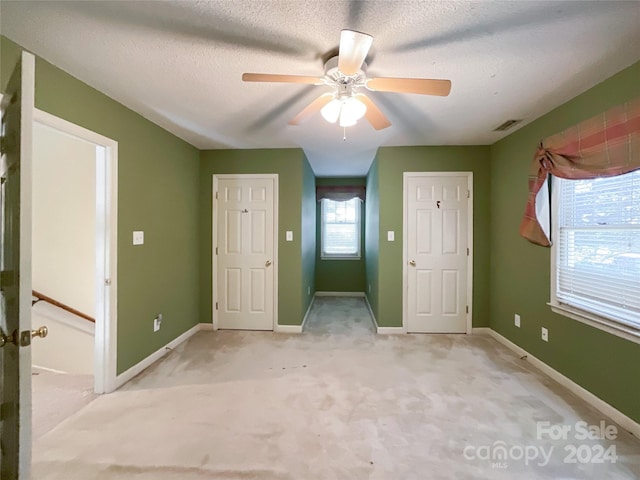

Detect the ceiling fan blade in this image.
[355,94,391,130]
[367,77,452,96]
[242,73,326,85]
[338,30,373,76]
[288,93,334,125]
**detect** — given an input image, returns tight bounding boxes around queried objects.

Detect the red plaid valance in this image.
[520,97,640,246]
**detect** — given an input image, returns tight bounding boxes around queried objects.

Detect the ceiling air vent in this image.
[494,119,522,132]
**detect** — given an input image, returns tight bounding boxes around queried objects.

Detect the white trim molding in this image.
[275,324,303,334]
[485,328,640,440]
[299,295,316,331]
[315,291,365,297]
[114,323,201,390]
[364,294,406,334]
[376,327,407,334]
[471,327,491,335]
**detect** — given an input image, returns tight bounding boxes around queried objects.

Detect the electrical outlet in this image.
[368,284,371,293]
[514,314,521,328]
[541,327,549,342]
[307,286,311,295]
[154,314,163,332]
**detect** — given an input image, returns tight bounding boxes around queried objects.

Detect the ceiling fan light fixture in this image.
[339,110,357,127]
[322,96,367,127]
[339,97,366,127]
[321,98,342,123]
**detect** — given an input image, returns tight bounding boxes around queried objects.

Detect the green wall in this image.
[301,157,316,316]
[372,146,492,328]
[315,177,366,292]
[365,159,380,320]
[4,33,638,423]
[490,61,640,423]
[199,149,310,327]
[1,36,201,374]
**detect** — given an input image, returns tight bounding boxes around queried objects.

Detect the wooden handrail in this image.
[31,290,95,323]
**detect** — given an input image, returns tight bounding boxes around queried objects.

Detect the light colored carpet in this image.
[31,367,97,440]
[33,296,640,479]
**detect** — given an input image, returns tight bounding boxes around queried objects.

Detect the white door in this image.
[1,51,35,479]
[215,176,276,330]
[405,173,471,333]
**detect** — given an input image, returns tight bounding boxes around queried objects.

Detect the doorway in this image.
[212,174,278,330]
[403,172,473,333]
[32,109,118,394]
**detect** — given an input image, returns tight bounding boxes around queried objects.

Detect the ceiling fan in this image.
[242,29,451,130]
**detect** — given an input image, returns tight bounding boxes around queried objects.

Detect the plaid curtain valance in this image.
[316,185,365,202]
[520,97,640,246]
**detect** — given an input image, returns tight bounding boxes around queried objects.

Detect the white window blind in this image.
[321,198,361,258]
[555,170,640,328]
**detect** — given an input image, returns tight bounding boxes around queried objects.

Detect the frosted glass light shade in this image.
[322,95,367,127]
[320,99,341,123]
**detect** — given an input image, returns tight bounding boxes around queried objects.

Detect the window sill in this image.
[320,255,361,261]
[548,302,640,345]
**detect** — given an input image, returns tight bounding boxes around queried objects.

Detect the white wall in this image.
[32,123,96,317]
[32,302,94,375]
[32,123,96,374]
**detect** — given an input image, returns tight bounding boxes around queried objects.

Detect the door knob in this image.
[265,260,272,267]
[31,326,48,339]
[0,330,10,348]
[409,260,416,266]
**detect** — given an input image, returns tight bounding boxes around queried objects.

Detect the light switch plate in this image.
[286,231,293,241]
[133,231,144,245]
[387,231,395,241]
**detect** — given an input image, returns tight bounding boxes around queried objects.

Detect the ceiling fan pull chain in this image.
[343,126,347,142]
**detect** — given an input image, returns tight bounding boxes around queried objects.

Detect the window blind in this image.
[321,198,360,257]
[556,170,640,328]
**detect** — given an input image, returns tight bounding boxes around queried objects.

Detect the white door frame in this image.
[33,109,118,394]
[402,172,473,334]
[212,174,278,331]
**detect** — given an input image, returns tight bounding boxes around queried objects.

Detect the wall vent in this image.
[494,119,522,131]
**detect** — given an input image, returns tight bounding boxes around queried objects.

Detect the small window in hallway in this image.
[321,198,361,259]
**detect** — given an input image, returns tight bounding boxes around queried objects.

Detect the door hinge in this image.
[466,305,469,314]
[215,192,218,200]
[467,190,470,199]
[215,302,218,310]
[467,247,469,256]
[215,247,218,255]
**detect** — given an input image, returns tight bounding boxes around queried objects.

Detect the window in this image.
[321,198,361,259]
[551,170,640,335]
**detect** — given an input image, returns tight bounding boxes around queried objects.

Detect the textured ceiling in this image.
[2,1,639,176]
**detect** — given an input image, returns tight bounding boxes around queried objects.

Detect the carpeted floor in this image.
[32,296,640,479]
[31,367,97,440]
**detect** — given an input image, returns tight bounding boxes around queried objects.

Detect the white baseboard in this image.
[33,364,68,374]
[199,322,214,331]
[363,295,406,334]
[486,328,640,440]
[299,296,316,332]
[376,327,407,334]
[364,295,378,328]
[472,327,491,335]
[114,323,201,390]
[273,297,313,334]
[275,324,303,333]
[315,291,365,297]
